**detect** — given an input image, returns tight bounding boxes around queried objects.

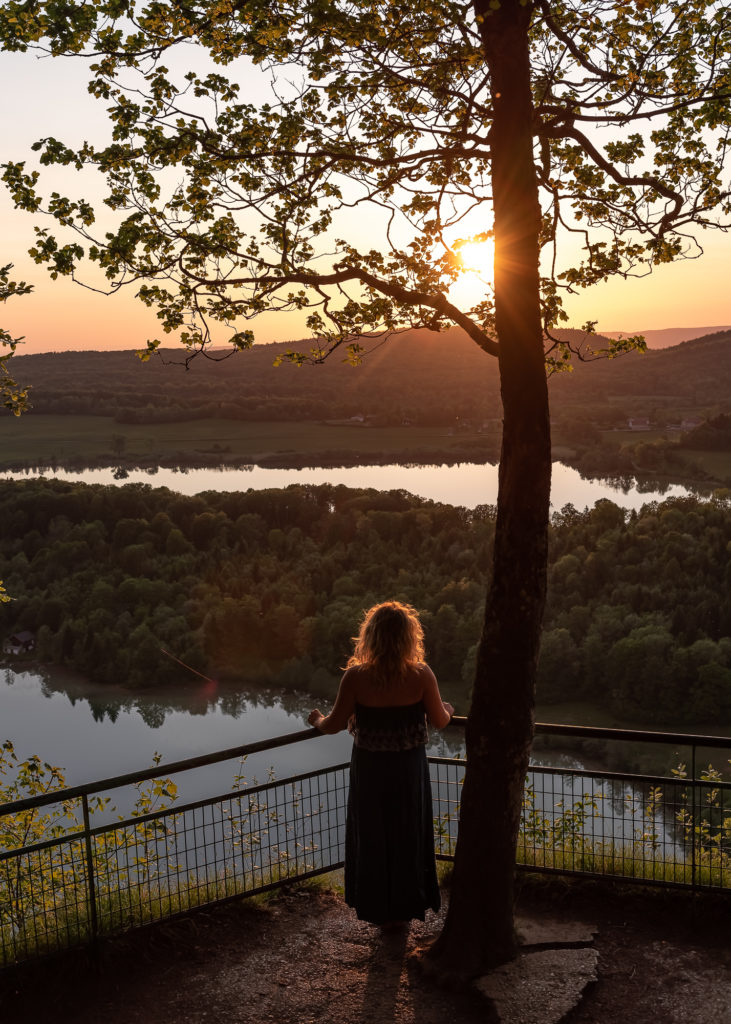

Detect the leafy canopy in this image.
[2,0,731,365]
[0,264,32,414]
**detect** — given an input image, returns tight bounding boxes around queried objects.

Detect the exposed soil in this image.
[2,879,729,1024]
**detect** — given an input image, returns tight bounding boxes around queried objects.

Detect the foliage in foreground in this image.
[0,741,321,966]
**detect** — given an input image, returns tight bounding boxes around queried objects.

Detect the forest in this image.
[1,478,729,727]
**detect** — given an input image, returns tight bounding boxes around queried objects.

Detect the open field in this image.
[3,414,730,481]
[678,448,731,481]
[607,428,673,445]
[0,415,500,467]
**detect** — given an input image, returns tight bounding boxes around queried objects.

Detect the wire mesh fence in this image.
[1,724,729,968]
[428,754,730,892]
[518,766,730,888]
[1,757,349,967]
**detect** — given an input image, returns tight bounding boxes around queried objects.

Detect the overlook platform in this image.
[2,721,730,1020]
[3,877,729,1024]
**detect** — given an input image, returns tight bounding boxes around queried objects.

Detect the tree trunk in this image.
[426,0,551,978]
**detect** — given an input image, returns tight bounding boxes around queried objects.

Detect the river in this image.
[0,458,705,849]
[0,665,468,797]
[2,459,694,510]
[1,664,693,858]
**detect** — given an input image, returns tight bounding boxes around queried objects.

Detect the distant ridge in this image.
[601,326,731,349]
[9,325,731,427]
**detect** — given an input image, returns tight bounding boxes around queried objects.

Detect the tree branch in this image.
[180,262,499,357]
[543,124,684,228]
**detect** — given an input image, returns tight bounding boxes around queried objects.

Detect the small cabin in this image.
[3,630,35,655]
[680,417,703,432]
[627,417,651,431]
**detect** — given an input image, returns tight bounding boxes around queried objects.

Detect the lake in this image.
[0,666,462,799]
[0,458,705,853]
[0,665,690,859]
[2,460,693,511]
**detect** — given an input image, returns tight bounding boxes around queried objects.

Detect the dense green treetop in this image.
[1,478,729,725]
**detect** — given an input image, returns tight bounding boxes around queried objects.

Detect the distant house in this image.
[627,417,651,431]
[680,417,704,432]
[3,630,35,655]
[324,413,371,427]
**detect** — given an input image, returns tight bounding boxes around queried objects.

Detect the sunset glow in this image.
[457,239,495,281]
[2,48,731,353]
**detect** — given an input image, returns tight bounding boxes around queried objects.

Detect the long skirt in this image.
[344,744,441,925]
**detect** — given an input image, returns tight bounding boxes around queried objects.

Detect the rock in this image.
[515,915,598,946]
[474,947,599,1024]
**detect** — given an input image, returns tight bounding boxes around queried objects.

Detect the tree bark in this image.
[426,0,551,977]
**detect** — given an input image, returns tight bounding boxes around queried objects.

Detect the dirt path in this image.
[2,881,730,1024]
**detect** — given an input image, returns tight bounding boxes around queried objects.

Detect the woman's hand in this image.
[442,701,455,720]
[308,709,325,728]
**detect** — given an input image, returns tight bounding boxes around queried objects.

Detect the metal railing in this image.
[1,720,729,968]
[520,722,731,891]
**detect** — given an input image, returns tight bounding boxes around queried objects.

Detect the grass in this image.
[516,840,730,890]
[0,852,330,968]
[0,415,498,468]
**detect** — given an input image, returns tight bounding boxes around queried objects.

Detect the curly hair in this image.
[347,601,425,685]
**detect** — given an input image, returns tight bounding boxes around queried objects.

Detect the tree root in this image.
[409,937,519,989]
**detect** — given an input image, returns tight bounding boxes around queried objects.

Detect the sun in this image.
[458,239,495,279]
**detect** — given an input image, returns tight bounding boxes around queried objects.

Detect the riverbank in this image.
[3,876,729,1024]
[2,413,729,488]
[0,415,501,471]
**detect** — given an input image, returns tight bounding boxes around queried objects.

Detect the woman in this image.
[308,601,454,927]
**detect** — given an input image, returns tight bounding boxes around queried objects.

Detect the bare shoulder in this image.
[340,665,359,687]
[340,664,367,694]
[404,661,438,700]
[413,662,437,686]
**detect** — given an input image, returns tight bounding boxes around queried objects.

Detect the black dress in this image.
[344,700,441,925]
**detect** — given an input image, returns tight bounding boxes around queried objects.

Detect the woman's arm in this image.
[307,670,357,734]
[420,664,454,728]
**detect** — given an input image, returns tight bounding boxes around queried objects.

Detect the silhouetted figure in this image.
[308,601,453,927]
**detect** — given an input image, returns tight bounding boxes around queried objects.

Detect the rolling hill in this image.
[6,326,731,429]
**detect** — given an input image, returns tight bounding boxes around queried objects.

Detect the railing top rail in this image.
[2,718,729,818]
[450,716,731,747]
[0,726,321,817]
[533,721,731,748]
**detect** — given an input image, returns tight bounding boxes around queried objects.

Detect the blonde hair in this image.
[347,601,425,684]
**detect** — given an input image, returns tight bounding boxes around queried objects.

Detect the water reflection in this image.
[1,461,694,511]
[3,665,698,862]
[0,666,350,797]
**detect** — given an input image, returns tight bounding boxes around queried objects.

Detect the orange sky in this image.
[2,50,730,356]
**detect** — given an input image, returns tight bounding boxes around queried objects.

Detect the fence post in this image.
[82,794,99,941]
[690,743,697,891]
